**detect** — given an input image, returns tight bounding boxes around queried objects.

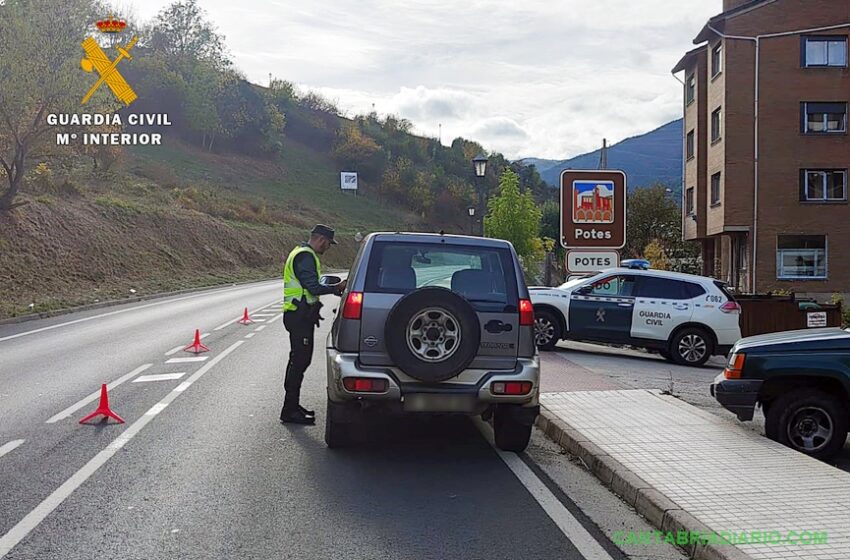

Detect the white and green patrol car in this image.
[529,268,742,366]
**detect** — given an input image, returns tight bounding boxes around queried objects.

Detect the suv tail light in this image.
[491,381,533,396]
[720,301,741,314]
[342,292,363,320]
[519,299,534,326]
[724,353,746,379]
[343,377,388,393]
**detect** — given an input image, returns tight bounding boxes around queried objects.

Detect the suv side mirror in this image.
[319,274,342,286]
[576,285,592,295]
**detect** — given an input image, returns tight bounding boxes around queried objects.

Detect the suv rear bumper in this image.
[710,373,762,421]
[326,348,540,413]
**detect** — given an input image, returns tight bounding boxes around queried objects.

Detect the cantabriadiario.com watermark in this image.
[611,530,829,547]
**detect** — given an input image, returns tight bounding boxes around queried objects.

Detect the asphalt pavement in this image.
[0,280,680,560]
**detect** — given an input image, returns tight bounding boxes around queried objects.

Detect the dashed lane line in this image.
[0,284,277,344]
[133,373,186,383]
[164,332,210,356]
[254,325,266,332]
[165,356,208,364]
[0,440,25,459]
[474,419,616,560]
[45,364,153,424]
[244,333,255,339]
[212,299,280,331]
[0,341,244,559]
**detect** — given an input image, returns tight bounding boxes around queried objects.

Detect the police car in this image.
[529,267,742,366]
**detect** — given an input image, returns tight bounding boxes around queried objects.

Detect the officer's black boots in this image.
[280,407,315,425]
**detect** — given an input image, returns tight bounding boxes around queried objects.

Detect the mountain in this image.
[529,120,683,193]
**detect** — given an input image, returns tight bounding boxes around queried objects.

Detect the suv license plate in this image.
[403,393,476,413]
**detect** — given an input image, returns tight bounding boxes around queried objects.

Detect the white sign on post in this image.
[566,250,620,273]
[340,172,358,191]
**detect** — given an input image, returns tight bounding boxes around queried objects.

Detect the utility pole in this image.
[598,138,608,170]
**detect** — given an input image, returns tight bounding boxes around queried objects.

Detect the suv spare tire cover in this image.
[385,287,481,383]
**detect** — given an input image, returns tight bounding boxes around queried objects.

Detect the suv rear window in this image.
[364,241,518,308]
[713,281,736,301]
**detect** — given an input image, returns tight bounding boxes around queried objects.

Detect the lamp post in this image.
[467,206,475,235]
[472,154,488,236]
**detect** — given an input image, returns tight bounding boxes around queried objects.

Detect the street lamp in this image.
[467,206,475,236]
[472,154,488,235]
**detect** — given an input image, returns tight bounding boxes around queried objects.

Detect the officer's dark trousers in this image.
[282,311,315,413]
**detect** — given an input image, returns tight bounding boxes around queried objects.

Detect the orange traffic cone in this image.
[238,307,253,325]
[183,329,209,354]
[79,384,125,424]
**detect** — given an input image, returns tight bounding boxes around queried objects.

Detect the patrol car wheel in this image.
[385,288,480,383]
[533,309,560,351]
[765,390,848,460]
[669,328,713,366]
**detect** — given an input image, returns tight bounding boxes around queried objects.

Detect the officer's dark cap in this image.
[311,224,337,244]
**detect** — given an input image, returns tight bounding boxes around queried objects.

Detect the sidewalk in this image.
[538,353,849,560]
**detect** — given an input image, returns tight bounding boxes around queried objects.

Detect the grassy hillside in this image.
[0,139,420,319]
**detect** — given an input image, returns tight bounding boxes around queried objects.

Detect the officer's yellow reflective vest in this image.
[283,245,322,312]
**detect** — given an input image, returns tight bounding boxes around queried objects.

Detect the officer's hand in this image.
[335,279,348,295]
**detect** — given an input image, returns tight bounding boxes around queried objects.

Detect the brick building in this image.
[673,0,850,297]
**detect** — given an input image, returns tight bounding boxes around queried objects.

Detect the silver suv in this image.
[324,233,540,451]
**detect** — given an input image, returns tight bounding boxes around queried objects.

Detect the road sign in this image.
[560,170,626,249]
[566,250,620,273]
[340,172,358,191]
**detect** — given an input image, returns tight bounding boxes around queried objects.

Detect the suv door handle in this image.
[617,303,634,308]
[485,320,514,334]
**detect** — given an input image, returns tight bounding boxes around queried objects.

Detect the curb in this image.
[0,277,277,327]
[536,407,755,560]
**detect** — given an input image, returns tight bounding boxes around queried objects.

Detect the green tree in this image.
[626,184,700,272]
[148,0,229,69]
[0,0,104,211]
[485,170,543,265]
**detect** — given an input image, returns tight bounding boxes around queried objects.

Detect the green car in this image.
[711,327,850,460]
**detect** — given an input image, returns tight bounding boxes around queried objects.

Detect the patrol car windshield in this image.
[557,277,588,290]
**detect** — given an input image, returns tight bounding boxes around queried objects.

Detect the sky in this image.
[116,0,720,161]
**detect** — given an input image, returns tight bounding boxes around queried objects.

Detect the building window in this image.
[777,235,827,279]
[710,173,721,205]
[802,102,847,133]
[711,108,722,142]
[686,74,695,104]
[801,170,847,202]
[803,36,848,67]
[686,187,695,215]
[711,43,722,77]
[686,130,695,159]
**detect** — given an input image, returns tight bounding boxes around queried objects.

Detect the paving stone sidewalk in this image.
[538,389,849,560]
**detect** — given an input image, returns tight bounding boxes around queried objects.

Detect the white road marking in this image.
[0,284,277,343]
[165,356,208,364]
[0,341,244,559]
[212,299,280,331]
[268,313,283,323]
[45,364,153,424]
[0,440,25,459]
[244,333,255,339]
[254,325,266,332]
[474,419,616,560]
[164,332,210,356]
[132,373,186,383]
[252,313,275,318]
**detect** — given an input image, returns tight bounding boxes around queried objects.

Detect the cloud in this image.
[116,0,720,160]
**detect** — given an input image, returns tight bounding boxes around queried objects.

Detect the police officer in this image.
[280,224,347,425]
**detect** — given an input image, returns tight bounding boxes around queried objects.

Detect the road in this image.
[0,281,684,560]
